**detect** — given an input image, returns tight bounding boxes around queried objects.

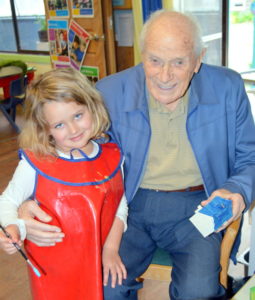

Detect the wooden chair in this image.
[139,217,242,289]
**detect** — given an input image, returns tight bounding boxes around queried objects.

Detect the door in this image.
[43,0,116,78]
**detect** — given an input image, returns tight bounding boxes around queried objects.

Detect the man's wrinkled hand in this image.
[19,200,65,246]
[201,189,245,232]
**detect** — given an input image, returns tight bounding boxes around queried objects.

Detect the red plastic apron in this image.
[22,143,124,300]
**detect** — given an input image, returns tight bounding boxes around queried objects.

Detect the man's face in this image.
[142,19,204,110]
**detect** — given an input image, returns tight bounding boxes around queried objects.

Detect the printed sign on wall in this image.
[48,19,70,68]
[68,20,91,70]
[71,0,94,17]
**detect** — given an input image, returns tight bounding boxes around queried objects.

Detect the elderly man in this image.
[20,10,255,300]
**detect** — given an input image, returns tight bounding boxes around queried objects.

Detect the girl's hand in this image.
[0,224,21,255]
[102,246,127,288]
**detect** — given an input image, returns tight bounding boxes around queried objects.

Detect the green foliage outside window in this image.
[231,11,253,23]
[36,16,47,31]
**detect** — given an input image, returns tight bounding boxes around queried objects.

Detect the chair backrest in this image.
[10,76,27,98]
[0,76,27,132]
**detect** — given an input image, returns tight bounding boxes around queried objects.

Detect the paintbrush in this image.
[0,224,41,277]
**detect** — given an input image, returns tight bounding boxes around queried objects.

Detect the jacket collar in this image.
[123,64,148,113]
[189,63,219,111]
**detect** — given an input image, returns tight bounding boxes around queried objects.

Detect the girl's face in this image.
[43,100,94,155]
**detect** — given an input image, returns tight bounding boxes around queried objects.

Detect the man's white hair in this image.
[140,10,205,57]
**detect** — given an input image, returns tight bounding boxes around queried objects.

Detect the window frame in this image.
[1,0,49,55]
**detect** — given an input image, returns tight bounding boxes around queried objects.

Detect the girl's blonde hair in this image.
[19,67,109,157]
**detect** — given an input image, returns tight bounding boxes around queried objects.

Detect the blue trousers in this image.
[104,188,226,300]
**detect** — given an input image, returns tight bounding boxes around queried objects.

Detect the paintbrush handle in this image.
[0,224,28,258]
[0,224,12,238]
[0,224,41,277]
[12,241,29,260]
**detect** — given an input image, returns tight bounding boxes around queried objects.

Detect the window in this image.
[0,0,48,54]
[228,0,254,72]
[173,0,224,66]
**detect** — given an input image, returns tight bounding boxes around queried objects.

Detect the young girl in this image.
[0,68,127,300]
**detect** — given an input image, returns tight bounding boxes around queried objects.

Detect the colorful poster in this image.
[71,0,94,17]
[47,0,69,18]
[68,20,91,70]
[48,19,70,67]
[80,65,99,85]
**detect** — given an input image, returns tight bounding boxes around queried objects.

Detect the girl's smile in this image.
[43,100,94,156]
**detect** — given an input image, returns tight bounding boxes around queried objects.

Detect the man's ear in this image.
[194,48,206,73]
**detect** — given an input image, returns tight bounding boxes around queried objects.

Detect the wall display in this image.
[44,0,112,77]
[80,65,99,85]
[47,0,69,18]
[71,0,94,17]
[48,19,70,68]
[68,20,91,70]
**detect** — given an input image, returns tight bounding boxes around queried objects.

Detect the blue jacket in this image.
[96,63,255,209]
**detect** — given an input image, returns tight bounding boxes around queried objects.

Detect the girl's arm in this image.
[102,215,127,288]
[0,156,35,242]
[103,161,128,287]
[115,193,128,231]
[115,159,128,231]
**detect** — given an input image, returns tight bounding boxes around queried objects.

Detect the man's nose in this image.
[159,64,173,83]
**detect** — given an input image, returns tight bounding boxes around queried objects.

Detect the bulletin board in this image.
[44,0,116,78]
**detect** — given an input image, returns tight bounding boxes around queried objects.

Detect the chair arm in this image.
[220,217,242,288]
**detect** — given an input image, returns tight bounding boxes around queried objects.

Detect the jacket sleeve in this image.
[221,76,255,210]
